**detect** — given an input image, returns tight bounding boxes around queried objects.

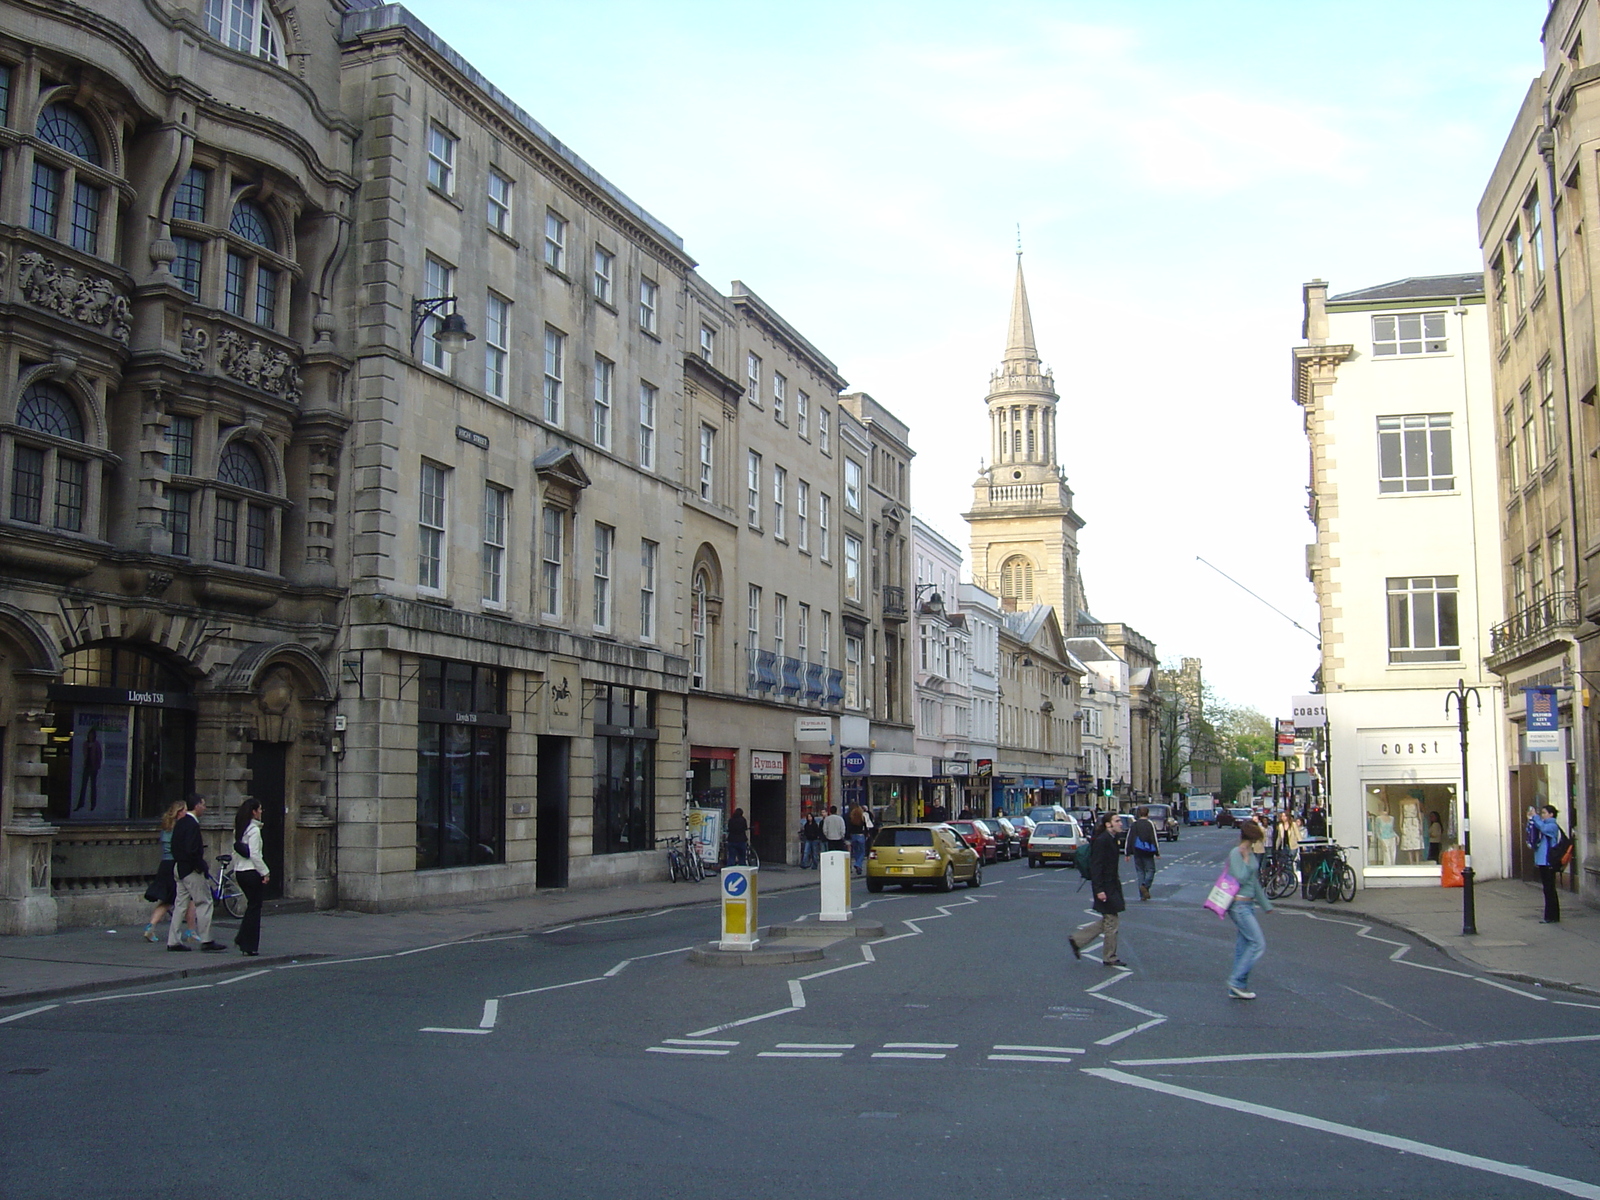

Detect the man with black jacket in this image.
[167,793,226,952]
[1069,813,1128,967]
[1125,805,1161,901]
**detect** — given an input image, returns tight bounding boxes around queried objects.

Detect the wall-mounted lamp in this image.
[410,295,475,356]
[1020,656,1034,668]
[914,582,945,618]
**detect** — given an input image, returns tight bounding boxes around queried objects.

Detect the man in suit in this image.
[167,793,227,952]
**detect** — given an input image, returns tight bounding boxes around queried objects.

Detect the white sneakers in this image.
[1227,986,1256,1000]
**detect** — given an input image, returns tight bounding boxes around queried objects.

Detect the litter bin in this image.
[1297,840,1338,899]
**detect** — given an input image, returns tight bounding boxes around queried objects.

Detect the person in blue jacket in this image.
[1527,804,1563,924]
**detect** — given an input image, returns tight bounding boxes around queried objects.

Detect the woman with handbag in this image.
[231,799,271,956]
[143,801,195,944]
[1223,819,1274,999]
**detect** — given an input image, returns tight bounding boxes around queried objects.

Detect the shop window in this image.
[594,685,655,855]
[416,658,507,870]
[44,643,195,823]
[1366,782,1455,868]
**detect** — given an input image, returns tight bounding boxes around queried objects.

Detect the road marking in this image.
[1095,993,1162,1019]
[884,1041,957,1048]
[873,1051,945,1060]
[216,969,270,987]
[1112,1031,1600,1067]
[788,980,806,1007]
[686,1005,801,1037]
[498,976,604,999]
[776,1042,854,1049]
[666,1038,738,1046]
[1096,1017,1167,1046]
[479,999,499,1029]
[1085,971,1131,994]
[69,983,214,1004]
[987,1053,1079,1064]
[1086,1068,1600,1199]
[647,1045,729,1056]
[1554,1000,1600,1010]
[759,1051,843,1058]
[993,1044,1085,1054]
[860,945,875,962]
[279,953,397,969]
[420,1026,492,1035]
[1475,977,1548,1001]
[0,1004,57,1024]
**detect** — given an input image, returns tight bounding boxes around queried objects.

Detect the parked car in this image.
[1027,804,1069,824]
[865,824,982,892]
[1067,806,1098,831]
[998,815,1031,853]
[946,819,997,864]
[1027,819,1083,868]
[975,818,1018,860]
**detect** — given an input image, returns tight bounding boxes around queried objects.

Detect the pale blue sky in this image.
[399,0,1545,716]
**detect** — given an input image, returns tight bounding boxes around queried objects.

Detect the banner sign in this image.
[1526,687,1560,750]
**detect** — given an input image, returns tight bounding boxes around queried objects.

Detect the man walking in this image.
[821,804,847,853]
[1125,805,1161,901]
[1070,813,1128,967]
[167,793,226,953]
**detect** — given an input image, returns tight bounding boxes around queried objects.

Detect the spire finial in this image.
[1004,248,1038,362]
[1016,223,1022,259]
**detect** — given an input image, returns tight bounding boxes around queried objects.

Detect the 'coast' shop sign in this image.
[1357,728,1458,767]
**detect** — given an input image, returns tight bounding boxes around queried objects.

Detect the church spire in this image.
[1005,252,1038,363]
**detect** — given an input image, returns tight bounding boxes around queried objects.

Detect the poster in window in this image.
[68,708,130,821]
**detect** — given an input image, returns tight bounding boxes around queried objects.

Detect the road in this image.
[2,827,1598,1199]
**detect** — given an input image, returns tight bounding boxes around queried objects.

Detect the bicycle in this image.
[659,837,690,883]
[1302,844,1356,903]
[1260,848,1298,900]
[212,853,248,919]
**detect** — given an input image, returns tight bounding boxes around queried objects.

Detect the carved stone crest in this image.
[181,320,209,371]
[17,251,131,344]
[217,328,303,402]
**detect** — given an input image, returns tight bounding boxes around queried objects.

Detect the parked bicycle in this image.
[659,837,692,883]
[212,853,248,919]
[1260,847,1298,900]
[1302,844,1356,903]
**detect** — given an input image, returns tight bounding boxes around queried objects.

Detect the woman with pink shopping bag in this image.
[1204,819,1274,1000]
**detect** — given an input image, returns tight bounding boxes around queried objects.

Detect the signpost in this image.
[1525,686,1560,752]
[718,865,759,950]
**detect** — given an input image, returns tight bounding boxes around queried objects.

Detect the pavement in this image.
[0,865,819,1006]
[3,859,1598,1006]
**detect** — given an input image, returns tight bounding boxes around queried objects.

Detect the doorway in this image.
[246,742,288,900]
[537,736,570,888]
[750,776,787,865]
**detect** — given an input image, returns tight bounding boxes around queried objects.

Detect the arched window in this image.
[999,555,1034,604]
[10,382,88,532]
[204,0,286,65]
[691,569,709,690]
[224,199,281,326]
[214,440,274,570]
[30,103,106,255]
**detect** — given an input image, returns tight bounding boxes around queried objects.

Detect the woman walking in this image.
[143,801,194,944]
[1225,819,1274,999]
[232,799,271,956]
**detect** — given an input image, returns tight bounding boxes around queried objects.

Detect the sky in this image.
[397,0,1547,717]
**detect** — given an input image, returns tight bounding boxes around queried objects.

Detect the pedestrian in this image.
[821,804,847,852]
[1069,813,1128,968]
[799,811,822,869]
[725,806,749,866]
[1427,811,1444,863]
[231,799,270,956]
[1224,819,1275,999]
[1125,804,1161,901]
[1527,804,1563,923]
[167,793,226,953]
[142,800,195,944]
[847,804,870,875]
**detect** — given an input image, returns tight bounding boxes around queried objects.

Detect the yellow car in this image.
[865,824,982,893]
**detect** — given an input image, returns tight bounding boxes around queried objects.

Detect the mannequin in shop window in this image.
[1398,797,1424,864]
[1370,798,1397,865]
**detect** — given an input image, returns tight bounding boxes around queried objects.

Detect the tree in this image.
[1157,665,1272,798]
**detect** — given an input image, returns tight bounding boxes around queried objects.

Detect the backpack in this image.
[1551,826,1574,871]
[1075,840,1093,881]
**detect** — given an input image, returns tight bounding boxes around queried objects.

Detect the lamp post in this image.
[913,582,945,617]
[410,295,475,357]
[1445,678,1481,936]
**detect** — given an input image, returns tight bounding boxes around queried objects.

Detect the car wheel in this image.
[865,878,884,893]
[1027,856,1037,869]
[967,862,983,888]
[939,864,956,892]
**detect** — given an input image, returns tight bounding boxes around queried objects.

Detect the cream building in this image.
[1295,275,1508,887]
[912,517,973,815]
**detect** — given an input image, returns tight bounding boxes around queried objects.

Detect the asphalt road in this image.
[3,827,1598,1199]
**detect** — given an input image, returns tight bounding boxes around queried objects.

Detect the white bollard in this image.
[718,865,759,950]
[818,850,852,922]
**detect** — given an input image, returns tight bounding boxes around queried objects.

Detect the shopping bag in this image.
[1440,847,1464,888]
[1203,869,1241,918]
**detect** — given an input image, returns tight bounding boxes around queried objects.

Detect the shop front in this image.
[1353,726,1463,887]
[750,749,788,864]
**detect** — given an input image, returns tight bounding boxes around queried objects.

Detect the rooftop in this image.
[1328,273,1484,304]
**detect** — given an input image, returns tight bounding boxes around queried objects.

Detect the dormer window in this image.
[204,0,285,65]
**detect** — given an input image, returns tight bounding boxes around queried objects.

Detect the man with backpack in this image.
[1125,805,1161,901]
[1527,804,1569,923]
[1069,813,1128,967]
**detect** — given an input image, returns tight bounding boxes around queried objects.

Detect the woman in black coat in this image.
[1069,813,1128,967]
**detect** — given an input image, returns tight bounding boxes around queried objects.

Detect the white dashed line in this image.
[873,1051,946,1060]
[647,1046,729,1056]
[883,1041,957,1048]
[0,1004,57,1024]
[993,1044,1085,1054]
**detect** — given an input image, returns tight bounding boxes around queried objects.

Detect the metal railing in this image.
[881,585,907,621]
[1489,591,1580,655]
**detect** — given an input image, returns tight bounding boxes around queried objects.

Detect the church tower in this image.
[965,255,1087,624]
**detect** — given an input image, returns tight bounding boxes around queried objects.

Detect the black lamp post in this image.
[913,582,945,617]
[410,295,474,356]
[1445,678,1481,936]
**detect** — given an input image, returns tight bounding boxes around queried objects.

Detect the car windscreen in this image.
[1146,806,1171,819]
[1033,823,1072,837]
[873,827,933,848]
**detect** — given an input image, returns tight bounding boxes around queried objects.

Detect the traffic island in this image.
[687,941,824,967]
[765,919,886,941]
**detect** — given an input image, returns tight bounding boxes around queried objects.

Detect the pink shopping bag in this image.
[1203,869,1240,918]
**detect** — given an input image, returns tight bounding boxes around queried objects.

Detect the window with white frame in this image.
[797,390,810,440]
[773,373,787,423]
[746,352,762,405]
[426,124,456,194]
[203,0,284,63]
[593,355,614,449]
[486,168,512,234]
[774,593,787,659]
[1512,558,1527,614]
[482,484,507,605]
[819,406,830,455]
[692,569,709,688]
[484,293,509,400]
[1372,311,1447,356]
[1527,191,1546,286]
[798,603,810,662]
[593,245,614,304]
[1504,402,1519,490]
[844,533,862,601]
[821,611,831,669]
[1522,383,1538,481]
[1376,414,1453,493]
[1508,225,1528,313]
[845,634,863,709]
[640,539,658,641]
[819,492,831,560]
[421,257,455,370]
[796,479,809,552]
[747,450,762,527]
[1540,359,1558,462]
[1386,575,1460,664]
[418,461,448,592]
[699,325,715,361]
[747,584,762,650]
[540,505,564,618]
[773,465,786,539]
[699,424,715,501]
[1551,532,1567,596]
[638,381,657,471]
[544,210,567,272]
[543,326,565,424]
[640,278,659,334]
[593,522,614,631]
[844,458,862,512]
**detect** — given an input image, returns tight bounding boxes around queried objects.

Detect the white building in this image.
[961,583,1002,810]
[912,518,974,813]
[1295,275,1508,887]
[1069,637,1133,806]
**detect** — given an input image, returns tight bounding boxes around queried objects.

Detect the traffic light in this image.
[1102,779,1112,798]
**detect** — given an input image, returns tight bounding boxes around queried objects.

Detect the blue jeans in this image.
[1132,854,1157,893]
[849,833,867,873]
[800,840,819,869]
[725,841,748,867]
[1228,900,1265,989]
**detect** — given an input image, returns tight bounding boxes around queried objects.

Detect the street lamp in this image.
[1445,678,1481,936]
[913,582,945,617]
[410,295,475,356]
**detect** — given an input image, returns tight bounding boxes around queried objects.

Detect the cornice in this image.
[1291,342,1354,408]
